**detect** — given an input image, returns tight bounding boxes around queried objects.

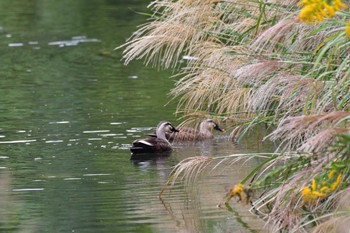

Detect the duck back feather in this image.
[168,118,224,142]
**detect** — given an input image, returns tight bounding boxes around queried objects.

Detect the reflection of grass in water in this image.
[0,171,19,231]
[225,203,257,233]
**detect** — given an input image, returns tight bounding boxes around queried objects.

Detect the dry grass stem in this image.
[266,112,350,152]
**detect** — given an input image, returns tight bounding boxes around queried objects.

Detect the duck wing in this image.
[130,138,156,153]
[130,138,172,153]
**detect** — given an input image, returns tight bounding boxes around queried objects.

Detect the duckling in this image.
[169,118,224,142]
[130,121,179,154]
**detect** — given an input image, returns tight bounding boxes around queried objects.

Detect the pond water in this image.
[0,1,270,232]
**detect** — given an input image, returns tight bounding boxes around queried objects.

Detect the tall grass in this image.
[119,0,350,231]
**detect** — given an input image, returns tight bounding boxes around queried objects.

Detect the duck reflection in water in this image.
[130,121,179,159]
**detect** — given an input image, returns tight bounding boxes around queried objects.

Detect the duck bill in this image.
[214,125,225,132]
[172,127,179,133]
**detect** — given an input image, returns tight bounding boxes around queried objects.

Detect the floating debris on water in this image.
[128,75,138,79]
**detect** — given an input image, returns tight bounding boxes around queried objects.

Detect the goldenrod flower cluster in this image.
[298,0,347,23]
[346,21,350,37]
[229,183,244,201]
[225,183,253,205]
[301,170,342,204]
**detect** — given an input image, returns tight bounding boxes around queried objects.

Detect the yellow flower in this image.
[330,173,342,191]
[301,187,317,204]
[312,190,327,198]
[224,183,253,206]
[334,0,347,9]
[328,170,336,179]
[298,0,347,23]
[346,21,350,38]
[301,171,343,205]
[320,186,330,193]
[325,4,336,16]
[311,179,317,190]
[230,183,244,201]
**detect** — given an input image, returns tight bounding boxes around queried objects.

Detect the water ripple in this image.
[45,140,64,143]
[48,36,100,47]
[64,178,82,181]
[12,188,45,192]
[110,122,125,125]
[49,121,70,124]
[83,130,110,134]
[0,139,36,144]
[83,174,111,177]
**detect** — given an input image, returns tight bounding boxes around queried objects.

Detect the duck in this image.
[169,118,224,142]
[130,121,179,154]
[149,118,224,142]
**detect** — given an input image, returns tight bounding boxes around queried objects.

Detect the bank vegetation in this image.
[119,0,350,232]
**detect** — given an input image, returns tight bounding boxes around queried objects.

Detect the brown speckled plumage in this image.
[169,119,224,142]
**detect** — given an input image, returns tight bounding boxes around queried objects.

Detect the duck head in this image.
[202,119,225,132]
[157,121,179,134]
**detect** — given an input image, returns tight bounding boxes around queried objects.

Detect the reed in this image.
[119,0,350,231]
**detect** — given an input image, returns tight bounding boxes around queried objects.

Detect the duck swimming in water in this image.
[130,121,179,154]
[168,118,224,142]
[149,118,224,142]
